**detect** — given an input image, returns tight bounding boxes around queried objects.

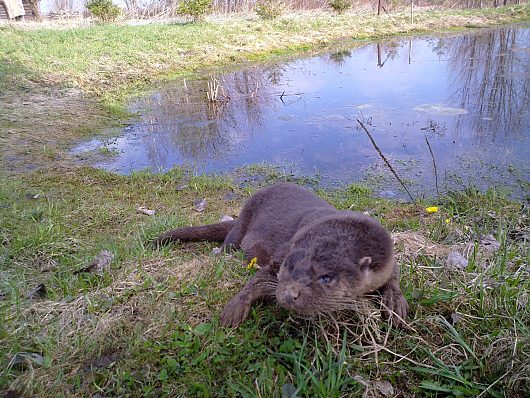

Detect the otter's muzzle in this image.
[278,285,300,306]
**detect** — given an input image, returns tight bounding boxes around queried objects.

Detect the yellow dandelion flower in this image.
[425,206,439,213]
[247,257,258,270]
[445,218,451,224]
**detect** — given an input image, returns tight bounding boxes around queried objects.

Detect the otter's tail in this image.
[153,220,236,247]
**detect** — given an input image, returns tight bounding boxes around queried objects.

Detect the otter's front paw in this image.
[381,285,409,327]
[151,234,169,249]
[220,293,251,327]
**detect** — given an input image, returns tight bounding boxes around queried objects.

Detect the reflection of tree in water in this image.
[326,40,400,68]
[328,50,352,66]
[267,65,286,85]
[136,67,281,167]
[373,40,401,67]
[447,28,529,140]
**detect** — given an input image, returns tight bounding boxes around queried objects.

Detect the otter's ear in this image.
[359,256,372,270]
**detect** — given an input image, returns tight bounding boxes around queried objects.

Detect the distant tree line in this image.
[119,0,526,16]
[36,0,525,22]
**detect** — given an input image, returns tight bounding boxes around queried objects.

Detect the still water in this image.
[74,26,530,198]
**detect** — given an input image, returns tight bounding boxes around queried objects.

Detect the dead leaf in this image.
[354,375,394,398]
[446,252,468,270]
[28,284,46,299]
[82,353,120,372]
[372,380,394,397]
[75,250,114,275]
[281,383,298,398]
[480,234,501,253]
[212,247,223,255]
[137,206,156,216]
[220,215,234,222]
[10,352,44,368]
[176,184,188,191]
[223,192,239,202]
[193,199,207,212]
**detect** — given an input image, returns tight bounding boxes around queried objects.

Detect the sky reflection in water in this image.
[75,26,530,198]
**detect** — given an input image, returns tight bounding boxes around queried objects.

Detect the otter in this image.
[154,182,408,327]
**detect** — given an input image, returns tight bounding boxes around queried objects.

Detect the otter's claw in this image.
[220,293,251,327]
[381,285,409,327]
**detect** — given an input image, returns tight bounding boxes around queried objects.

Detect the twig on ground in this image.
[353,117,417,204]
[424,136,440,196]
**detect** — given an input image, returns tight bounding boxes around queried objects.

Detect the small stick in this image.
[424,136,440,197]
[355,118,417,204]
[381,6,399,28]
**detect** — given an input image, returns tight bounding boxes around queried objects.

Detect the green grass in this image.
[1,168,528,397]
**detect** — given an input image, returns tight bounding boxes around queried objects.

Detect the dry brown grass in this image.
[6,252,226,392]
[0,85,113,172]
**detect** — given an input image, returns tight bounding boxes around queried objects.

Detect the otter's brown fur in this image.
[155,182,408,327]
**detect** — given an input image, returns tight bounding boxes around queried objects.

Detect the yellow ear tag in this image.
[247,257,258,270]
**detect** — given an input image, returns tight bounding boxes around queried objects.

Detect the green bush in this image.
[255,0,285,20]
[177,0,212,21]
[328,0,351,14]
[86,0,120,22]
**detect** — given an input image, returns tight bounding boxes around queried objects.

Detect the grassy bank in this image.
[2,6,529,99]
[1,168,528,397]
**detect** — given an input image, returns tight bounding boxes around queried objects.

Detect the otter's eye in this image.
[318,275,332,284]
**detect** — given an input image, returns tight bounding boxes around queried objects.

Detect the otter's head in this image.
[275,217,394,316]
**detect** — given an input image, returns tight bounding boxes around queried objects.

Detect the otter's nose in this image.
[282,286,300,304]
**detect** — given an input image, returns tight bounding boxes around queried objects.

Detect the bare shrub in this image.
[328,0,351,14]
[255,0,286,19]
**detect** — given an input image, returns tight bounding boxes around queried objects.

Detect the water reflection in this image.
[447,28,529,140]
[127,68,282,168]
[75,25,530,197]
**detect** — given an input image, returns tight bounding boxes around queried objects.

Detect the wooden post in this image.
[377,0,381,16]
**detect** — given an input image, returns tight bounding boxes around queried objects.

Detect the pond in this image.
[74,25,530,199]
